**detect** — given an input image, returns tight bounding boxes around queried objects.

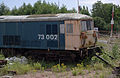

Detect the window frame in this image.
[46,24,58,35]
[81,20,93,31]
[66,23,73,34]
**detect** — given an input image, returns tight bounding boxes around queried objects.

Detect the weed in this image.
[94,63,104,70]
[52,63,67,72]
[0,67,8,76]
[99,72,105,78]
[112,44,120,59]
[72,67,79,76]
[0,54,5,60]
[95,71,99,75]
[1,62,32,75]
[72,63,85,76]
[33,62,44,71]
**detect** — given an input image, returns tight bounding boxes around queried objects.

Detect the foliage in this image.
[33,62,44,71]
[72,63,85,76]
[1,62,33,75]
[72,67,79,76]
[0,54,5,60]
[92,1,120,31]
[112,44,120,59]
[79,6,90,15]
[93,63,104,70]
[0,3,10,15]
[93,17,106,30]
[0,0,76,16]
[0,67,8,76]
[52,63,67,72]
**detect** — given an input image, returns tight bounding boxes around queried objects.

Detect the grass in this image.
[33,62,44,71]
[93,63,104,70]
[72,63,85,76]
[0,53,5,60]
[4,62,32,75]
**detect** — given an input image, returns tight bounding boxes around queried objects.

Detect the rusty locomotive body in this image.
[0,13,101,61]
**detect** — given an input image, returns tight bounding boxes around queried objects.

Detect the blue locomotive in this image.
[0,13,101,61]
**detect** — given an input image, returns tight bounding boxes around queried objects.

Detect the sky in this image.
[0,0,119,12]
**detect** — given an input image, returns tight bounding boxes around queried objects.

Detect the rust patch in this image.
[80,32,87,39]
[89,41,93,45]
[93,31,97,37]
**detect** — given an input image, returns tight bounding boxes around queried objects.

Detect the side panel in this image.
[0,21,65,50]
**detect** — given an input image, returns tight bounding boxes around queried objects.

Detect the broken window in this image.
[81,20,93,31]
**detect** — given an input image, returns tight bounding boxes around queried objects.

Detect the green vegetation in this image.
[0,54,5,60]
[92,1,120,31]
[72,63,85,76]
[0,62,32,75]
[52,63,67,72]
[93,63,104,70]
[33,62,44,71]
[0,0,77,15]
[112,44,120,59]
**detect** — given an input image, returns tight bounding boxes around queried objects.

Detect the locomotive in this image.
[0,13,101,61]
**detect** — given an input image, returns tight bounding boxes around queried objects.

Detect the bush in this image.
[4,62,32,75]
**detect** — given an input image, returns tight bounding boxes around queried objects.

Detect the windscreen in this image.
[81,20,93,31]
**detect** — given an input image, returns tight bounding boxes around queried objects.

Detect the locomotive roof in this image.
[0,13,92,22]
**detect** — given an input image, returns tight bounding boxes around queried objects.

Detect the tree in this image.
[0,3,10,15]
[33,0,42,14]
[80,6,90,15]
[92,1,120,31]
[60,5,68,13]
[49,3,59,14]
[18,3,27,15]
[93,17,106,30]
[92,1,104,18]
[26,4,33,15]
[11,6,18,15]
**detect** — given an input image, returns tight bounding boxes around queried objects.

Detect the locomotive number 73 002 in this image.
[38,34,58,40]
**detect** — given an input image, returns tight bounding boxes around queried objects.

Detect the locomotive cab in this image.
[64,18,97,51]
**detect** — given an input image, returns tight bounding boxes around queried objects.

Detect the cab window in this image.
[66,24,73,33]
[81,20,93,31]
